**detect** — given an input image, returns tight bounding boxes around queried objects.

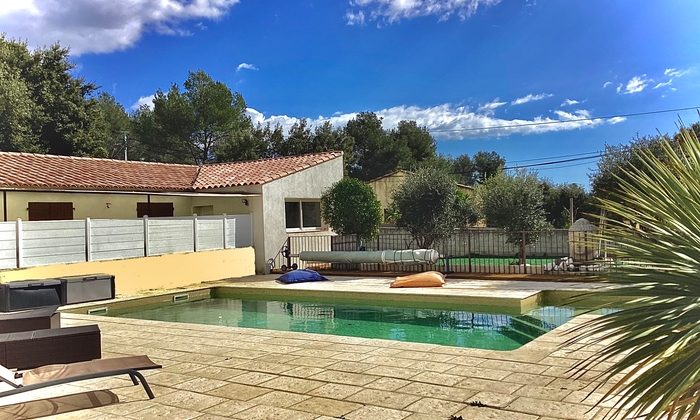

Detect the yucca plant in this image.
[567,124,700,420]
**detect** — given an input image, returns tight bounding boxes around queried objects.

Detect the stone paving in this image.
[0,276,623,420]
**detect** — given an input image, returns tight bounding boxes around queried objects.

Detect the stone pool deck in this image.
[0,275,623,420]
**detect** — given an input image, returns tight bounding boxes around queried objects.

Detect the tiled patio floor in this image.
[0,276,622,420]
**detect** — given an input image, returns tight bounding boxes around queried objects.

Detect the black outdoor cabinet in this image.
[58,274,115,305]
[0,280,63,312]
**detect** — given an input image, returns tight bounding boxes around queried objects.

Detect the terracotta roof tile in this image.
[0,151,343,191]
[0,153,197,191]
[192,152,343,189]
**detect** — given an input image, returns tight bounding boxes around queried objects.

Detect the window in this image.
[285,202,301,229]
[285,201,322,230]
[28,202,73,221]
[137,202,174,218]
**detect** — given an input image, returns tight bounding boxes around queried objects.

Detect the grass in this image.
[437,256,564,267]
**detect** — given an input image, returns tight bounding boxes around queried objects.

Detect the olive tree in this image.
[392,167,476,249]
[475,169,550,264]
[320,177,382,249]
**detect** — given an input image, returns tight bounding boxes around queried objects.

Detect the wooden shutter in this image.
[28,202,73,221]
[137,202,149,218]
[51,203,73,220]
[137,202,174,218]
[151,203,174,217]
[28,202,52,221]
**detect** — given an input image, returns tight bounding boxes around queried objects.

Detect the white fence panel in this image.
[22,220,86,266]
[90,219,145,261]
[148,218,194,256]
[0,214,255,269]
[228,214,252,248]
[0,222,16,269]
[197,217,224,251]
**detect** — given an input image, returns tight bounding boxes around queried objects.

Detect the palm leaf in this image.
[566,124,700,420]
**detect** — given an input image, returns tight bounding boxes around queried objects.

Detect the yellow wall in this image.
[367,172,475,211]
[1,190,253,221]
[191,195,251,216]
[367,171,407,210]
[0,247,255,295]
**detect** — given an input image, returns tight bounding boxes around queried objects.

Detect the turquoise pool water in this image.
[111,298,579,351]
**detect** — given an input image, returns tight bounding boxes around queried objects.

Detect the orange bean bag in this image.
[390,271,446,288]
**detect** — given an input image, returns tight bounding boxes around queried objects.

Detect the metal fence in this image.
[270,228,607,275]
[0,214,253,270]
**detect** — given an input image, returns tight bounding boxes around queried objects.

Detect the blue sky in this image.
[3,0,700,187]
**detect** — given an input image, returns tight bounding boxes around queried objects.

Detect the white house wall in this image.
[259,156,344,273]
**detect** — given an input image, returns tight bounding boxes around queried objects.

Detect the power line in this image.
[450,153,601,176]
[527,160,599,172]
[504,155,600,170]
[508,150,601,164]
[428,106,699,133]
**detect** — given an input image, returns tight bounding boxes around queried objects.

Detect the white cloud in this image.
[345,10,366,25]
[653,79,673,89]
[603,82,612,89]
[608,117,626,124]
[560,99,579,107]
[130,95,155,111]
[236,63,258,72]
[510,93,553,106]
[619,75,650,94]
[664,68,690,77]
[0,0,240,55]
[345,0,501,25]
[476,98,506,114]
[0,2,38,15]
[247,102,624,141]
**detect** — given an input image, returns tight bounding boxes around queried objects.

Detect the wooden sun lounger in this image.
[0,355,162,400]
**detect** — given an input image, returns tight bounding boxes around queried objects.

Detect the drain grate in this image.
[173,294,190,303]
[87,307,108,315]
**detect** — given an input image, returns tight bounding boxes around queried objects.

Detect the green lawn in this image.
[437,256,563,267]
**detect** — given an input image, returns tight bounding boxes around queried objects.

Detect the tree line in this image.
[6,36,692,230]
[0,37,504,182]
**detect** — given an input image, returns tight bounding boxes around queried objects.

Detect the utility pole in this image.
[120,131,129,161]
[570,197,574,225]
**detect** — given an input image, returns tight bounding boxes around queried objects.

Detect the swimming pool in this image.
[108,296,583,351]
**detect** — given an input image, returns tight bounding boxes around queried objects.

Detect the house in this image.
[0,151,344,273]
[366,170,474,216]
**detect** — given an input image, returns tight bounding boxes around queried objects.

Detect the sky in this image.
[2,0,700,188]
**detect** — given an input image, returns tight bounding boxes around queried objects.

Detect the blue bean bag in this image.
[276,269,329,284]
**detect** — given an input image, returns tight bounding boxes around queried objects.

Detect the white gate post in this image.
[15,218,22,268]
[143,215,150,257]
[222,213,227,249]
[85,217,92,262]
[193,215,198,252]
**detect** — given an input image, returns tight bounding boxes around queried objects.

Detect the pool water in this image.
[111,298,579,351]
